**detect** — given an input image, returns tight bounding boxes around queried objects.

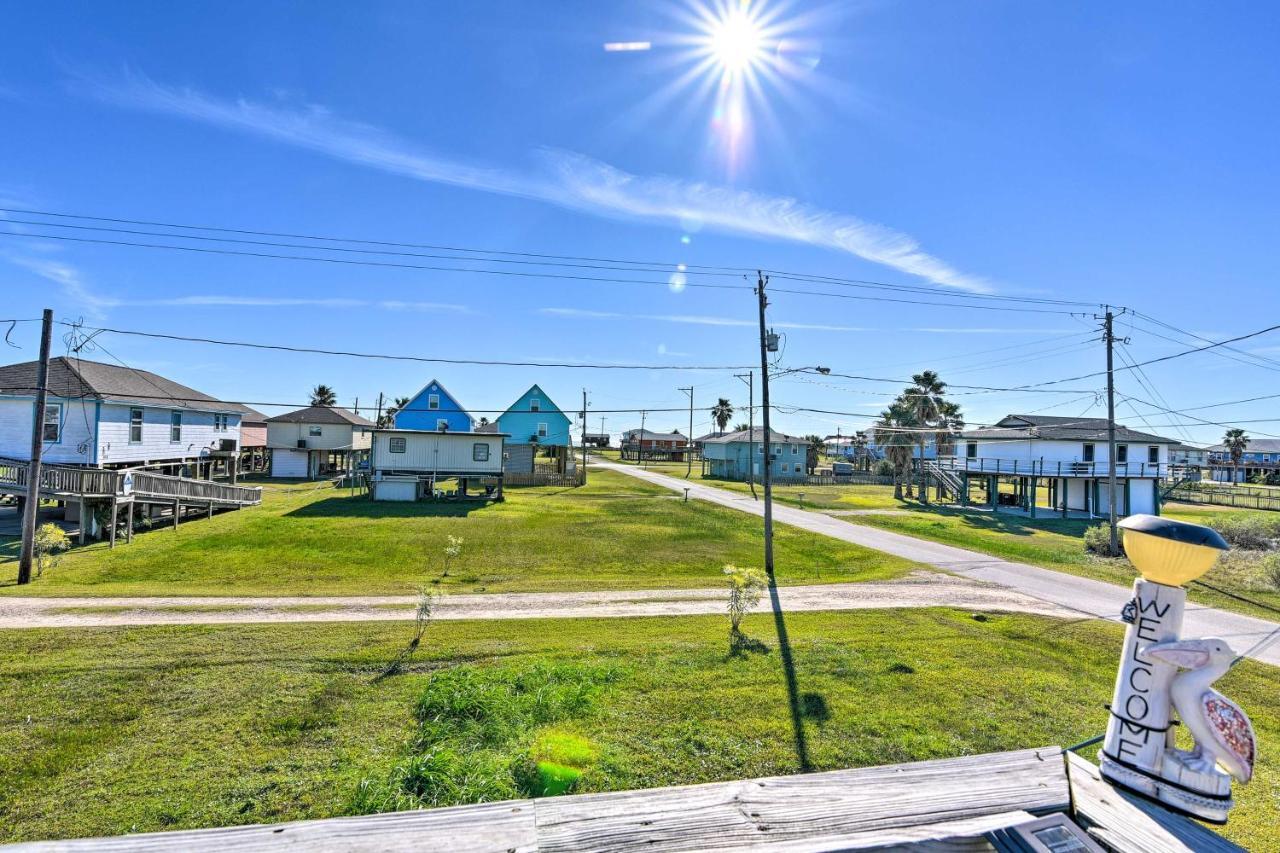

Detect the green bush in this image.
[1258,553,1280,592]
[874,460,894,477]
[1082,524,1117,556]
[1209,515,1280,550]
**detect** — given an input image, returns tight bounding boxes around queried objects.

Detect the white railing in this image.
[936,456,1166,479]
[0,457,262,506]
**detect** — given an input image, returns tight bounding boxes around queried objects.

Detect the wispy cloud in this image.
[538,307,1071,335]
[80,71,992,293]
[5,254,114,321]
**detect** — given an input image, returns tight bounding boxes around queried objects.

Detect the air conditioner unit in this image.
[218,438,236,452]
[296,439,308,449]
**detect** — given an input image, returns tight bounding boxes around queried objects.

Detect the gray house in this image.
[701,428,809,480]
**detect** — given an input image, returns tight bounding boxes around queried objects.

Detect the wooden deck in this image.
[0,457,261,508]
[0,748,1242,852]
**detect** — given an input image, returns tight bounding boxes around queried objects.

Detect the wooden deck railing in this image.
[0,457,261,506]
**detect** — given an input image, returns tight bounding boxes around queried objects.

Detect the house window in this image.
[1082,443,1095,462]
[41,402,62,442]
[309,426,322,437]
[129,408,144,443]
[1148,446,1159,464]
[966,441,978,459]
[530,397,541,413]
[473,442,490,462]
[389,436,407,453]
[791,445,799,455]
[170,411,182,443]
[795,463,803,473]
[1116,445,1128,464]
[436,419,449,431]
[538,422,548,438]
[213,413,229,431]
[757,444,764,454]
[428,394,440,410]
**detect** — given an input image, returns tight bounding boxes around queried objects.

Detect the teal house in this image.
[701,428,809,481]
[393,379,474,432]
[496,384,571,446]
[488,384,573,472]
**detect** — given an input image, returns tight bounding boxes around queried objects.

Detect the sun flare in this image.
[709,8,765,75]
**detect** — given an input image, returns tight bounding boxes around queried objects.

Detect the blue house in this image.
[393,379,473,432]
[701,428,809,481]
[496,384,572,447]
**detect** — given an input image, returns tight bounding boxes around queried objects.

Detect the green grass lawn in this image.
[628,469,1280,621]
[2,610,1274,848]
[0,470,919,597]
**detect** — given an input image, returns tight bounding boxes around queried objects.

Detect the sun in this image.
[708,7,765,76]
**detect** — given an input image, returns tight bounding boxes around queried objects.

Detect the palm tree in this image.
[378,396,411,428]
[478,416,490,427]
[853,432,869,471]
[902,371,948,502]
[1224,428,1249,483]
[310,385,337,407]
[804,434,824,475]
[711,398,734,435]
[733,421,751,432]
[876,401,919,500]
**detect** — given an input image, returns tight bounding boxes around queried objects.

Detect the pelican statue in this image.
[1145,638,1256,783]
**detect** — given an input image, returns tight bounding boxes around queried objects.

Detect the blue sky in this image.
[3,1,1279,443]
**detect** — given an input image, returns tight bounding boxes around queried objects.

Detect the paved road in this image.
[0,572,1072,628]
[595,459,1280,667]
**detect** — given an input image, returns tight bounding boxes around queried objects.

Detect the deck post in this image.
[126,500,134,543]
[960,472,969,506]
[988,475,997,508]
[1029,477,1037,518]
[207,502,213,520]
[109,498,118,549]
[174,498,181,531]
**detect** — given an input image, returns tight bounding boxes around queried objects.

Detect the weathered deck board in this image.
[4,748,1067,853]
[1066,753,1244,853]
[534,747,1067,852]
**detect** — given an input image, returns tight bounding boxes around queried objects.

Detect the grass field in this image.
[2,610,1275,848]
[612,467,1280,621]
[0,470,920,597]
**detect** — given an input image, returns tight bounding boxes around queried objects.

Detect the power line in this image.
[1132,310,1280,372]
[1,206,1114,311]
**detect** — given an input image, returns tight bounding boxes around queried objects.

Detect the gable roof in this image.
[266,406,375,426]
[405,378,471,417]
[1207,438,1280,453]
[0,356,244,412]
[623,428,688,443]
[702,428,806,445]
[963,414,1178,444]
[501,383,568,418]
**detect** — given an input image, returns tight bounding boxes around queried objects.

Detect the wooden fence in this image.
[504,471,584,487]
[1166,482,1280,512]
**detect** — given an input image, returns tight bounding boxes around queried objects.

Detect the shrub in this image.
[1208,515,1280,550]
[723,564,768,634]
[33,523,71,577]
[1257,553,1280,592]
[1082,524,1117,556]
[874,460,894,477]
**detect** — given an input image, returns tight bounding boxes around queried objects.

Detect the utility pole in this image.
[735,371,756,500]
[756,271,776,576]
[18,309,53,585]
[678,386,694,478]
[1103,307,1121,556]
[581,388,588,485]
[374,392,385,427]
[599,416,607,447]
[638,410,647,468]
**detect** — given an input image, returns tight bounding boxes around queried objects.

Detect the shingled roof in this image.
[265,406,376,427]
[701,427,806,445]
[0,356,246,412]
[962,414,1178,444]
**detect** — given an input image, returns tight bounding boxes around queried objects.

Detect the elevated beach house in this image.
[392,379,474,432]
[938,414,1178,517]
[701,428,809,481]
[486,383,573,473]
[0,356,244,473]
[620,428,690,462]
[370,428,506,501]
[266,406,374,479]
[1207,437,1280,482]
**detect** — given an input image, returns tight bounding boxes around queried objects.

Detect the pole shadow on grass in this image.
[766,573,815,772]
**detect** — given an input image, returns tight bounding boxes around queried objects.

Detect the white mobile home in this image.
[939,414,1178,517]
[0,357,243,473]
[370,429,506,501]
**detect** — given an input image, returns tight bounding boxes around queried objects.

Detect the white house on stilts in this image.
[936,414,1179,518]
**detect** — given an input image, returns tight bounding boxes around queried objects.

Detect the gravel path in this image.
[0,572,1073,629]
[595,460,1280,667]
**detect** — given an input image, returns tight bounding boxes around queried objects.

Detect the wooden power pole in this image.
[1103,307,1120,556]
[18,309,53,585]
[756,272,776,576]
[581,388,588,485]
[735,371,755,500]
[679,386,694,478]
